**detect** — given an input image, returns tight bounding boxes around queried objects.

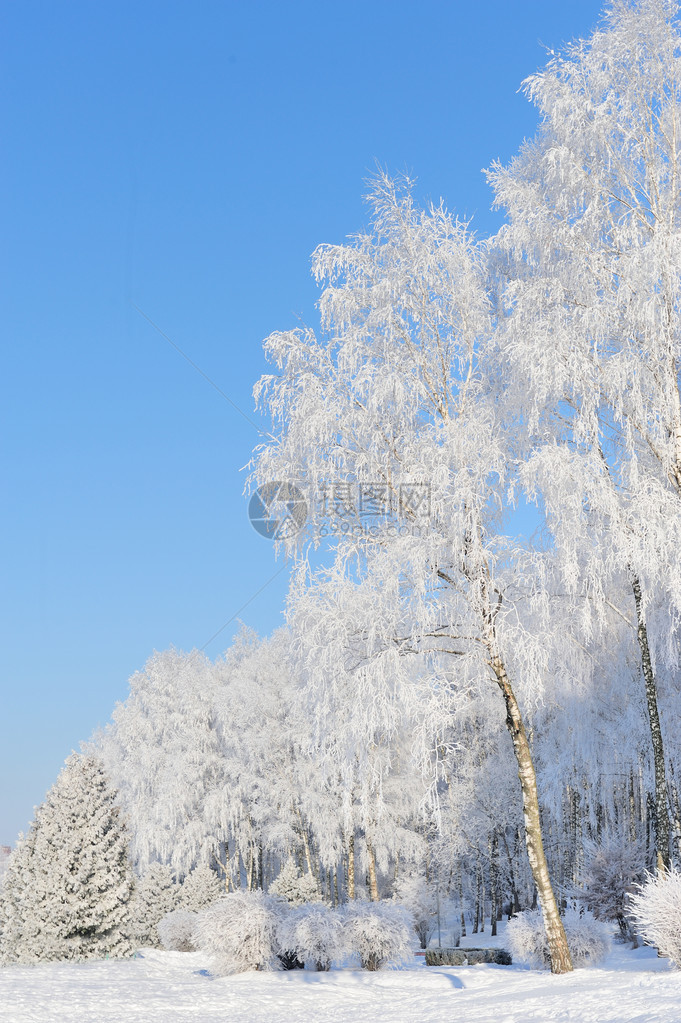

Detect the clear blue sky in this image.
[0,0,603,844]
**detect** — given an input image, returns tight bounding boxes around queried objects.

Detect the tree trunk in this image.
[501,830,519,918]
[490,833,499,937]
[217,841,232,892]
[632,575,671,871]
[257,842,264,891]
[480,858,486,934]
[458,874,466,938]
[367,840,379,902]
[490,649,573,973]
[347,832,355,900]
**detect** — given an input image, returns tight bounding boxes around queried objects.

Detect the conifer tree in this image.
[129,862,182,947]
[270,858,320,905]
[0,754,133,963]
[179,864,223,913]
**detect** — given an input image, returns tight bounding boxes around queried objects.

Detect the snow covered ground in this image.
[1,942,680,1023]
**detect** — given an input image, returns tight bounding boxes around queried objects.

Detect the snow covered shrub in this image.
[277,902,344,970]
[179,864,223,913]
[573,838,645,941]
[269,858,319,905]
[629,867,681,967]
[392,874,438,949]
[129,862,182,948]
[342,901,415,971]
[195,890,283,975]
[565,910,612,966]
[505,909,550,969]
[157,910,198,952]
[0,754,134,964]
[506,908,610,969]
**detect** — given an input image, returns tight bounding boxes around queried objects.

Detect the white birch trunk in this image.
[489,647,573,973]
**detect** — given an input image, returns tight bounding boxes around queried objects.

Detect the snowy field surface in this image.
[1,943,680,1023]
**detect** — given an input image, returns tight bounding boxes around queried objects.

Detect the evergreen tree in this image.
[129,862,181,947]
[270,859,320,905]
[179,864,223,913]
[0,829,39,961]
[0,754,133,963]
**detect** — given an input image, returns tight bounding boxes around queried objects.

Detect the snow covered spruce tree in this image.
[0,754,133,964]
[252,176,573,971]
[489,0,681,870]
[270,858,319,905]
[179,864,223,913]
[129,862,181,948]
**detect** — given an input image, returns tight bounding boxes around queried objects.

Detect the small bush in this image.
[195,890,283,975]
[506,909,550,968]
[277,902,344,970]
[157,910,198,952]
[342,901,415,971]
[629,867,681,967]
[506,908,610,969]
[565,910,612,966]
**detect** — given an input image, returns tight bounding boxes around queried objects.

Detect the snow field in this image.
[1,943,680,1023]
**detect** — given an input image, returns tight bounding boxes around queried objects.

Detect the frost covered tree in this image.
[129,862,181,948]
[252,175,574,971]
[0,846,11,889]
[0,754,133,963]
[0,831,38,962]
[179,865,223,913]
[572,838,646,941]
[94,648,230,876]
[489,0,681,870]
[283,576,432,905]
[269,858,319,905]
[212,629,321,893]
[392,873,438,949]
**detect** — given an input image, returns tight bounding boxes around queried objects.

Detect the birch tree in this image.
[488,0,681,869]
[252,177,574,971]
[94,648,229,876]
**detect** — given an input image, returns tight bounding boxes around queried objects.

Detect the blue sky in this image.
[0,0,603,843]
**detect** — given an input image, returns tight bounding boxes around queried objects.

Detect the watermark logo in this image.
[249,479,431,540]
[248,482,308,540]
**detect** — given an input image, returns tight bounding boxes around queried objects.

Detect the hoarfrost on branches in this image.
[629,867,681,966]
